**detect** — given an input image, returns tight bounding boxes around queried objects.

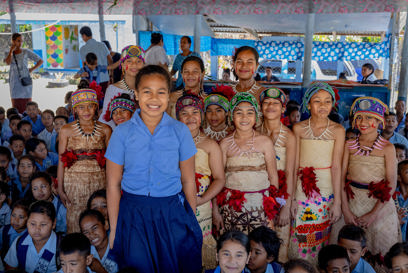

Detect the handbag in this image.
[13,52,32,86]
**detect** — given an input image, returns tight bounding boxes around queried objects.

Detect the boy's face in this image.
[86,61,98,71]
[326,258,350,273]
[11,207,28,233]
[41,113,54,128]
[0,154,9,169]
[27,212,55,245]
[397,148,407,163]
[60,251,92,273]
[0,112,5,123]
[248,240,273,272]
[31,142,48,160]
[26,105,39,119]
[392,254,408,273]
[56,107,69,117]
[9,119,20,134]
[399,165,408,185]
[18,158,34,178]
[80,215,108,250]
[54,118,67,134]
[10,140,24,158]
[338,238,366,270]
[385,115,398,133]
[89,197,108,222]
[31,177,52,201]
[19,124,32,141]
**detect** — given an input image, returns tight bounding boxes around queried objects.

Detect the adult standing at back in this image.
[103,40,122,84]
[4,33,43,114]
[144,32,169,70]
[79,26,112,93]
[171,36,200,90]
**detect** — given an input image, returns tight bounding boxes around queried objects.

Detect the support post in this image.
[211,55,218,81]
[8,0,17,34]
[398,14,408,101]
[302,13,315,87]
[389,13,399,97]
[98,0,106,41]
[194,15,202,53]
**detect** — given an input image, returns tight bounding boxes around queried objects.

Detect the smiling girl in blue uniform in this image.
[106,65,202,272]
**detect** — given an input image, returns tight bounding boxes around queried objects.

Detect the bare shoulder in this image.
[255,133,274,148]
[170,90,183,102]
[331,121,345,133]
[219,136,231,151]
[384,141,396,153]
[97,121,112,134]
[293,120,307,135]
[201,136,220,153]
[282,124,295,138]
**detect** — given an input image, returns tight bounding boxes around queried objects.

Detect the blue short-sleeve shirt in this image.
[352,258,376,273]
[105,110,197,197]
[22,115,44,136]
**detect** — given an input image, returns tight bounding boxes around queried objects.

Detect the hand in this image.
[343,210,358,225]
[356,212,377,228]
[329,202,341,224]
[10,44,16,53]
[28,67,34,73]
[58,188,71,207]
[212,208,224,233]
[277,204,291,227]
[81,72,89,78]
[109,230,115,249]
[290,199,298,219]
[89,257,108,273]
[196,196,205,206]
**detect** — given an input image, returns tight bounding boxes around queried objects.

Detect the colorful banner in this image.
[45,25,63,68]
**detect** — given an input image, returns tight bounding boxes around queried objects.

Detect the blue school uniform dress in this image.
[0,203,11,228]
[35,152,59,172]
[105,110,202,273]
[205,266,247,273]
[9,175,31,201]
[352,258,376,273]
[52,195,67,234]
[91,243,118,273]
[4,231,59,273]
[0,225,26,255]
[37,129,57,152]
[395,187,408,241]
[22,115,44,136]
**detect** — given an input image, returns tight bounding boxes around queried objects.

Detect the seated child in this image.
[0,200,29,259]
[0,146,15,182]
[4,200,60,273]
[396,160,408,241]
[22,102,44,136]
[283,259,317,273]
[0,183,11,228]
[395,143,407,163]
[247,226,284,273]
[37,110,57,152]
[25,138,58,172]
[10,155,36,203]
[0,107,11,143]
[75,53,118,85]
[87,190,108,223]
[385,242,408,273]
[58,233,93,273]
[8,135,25,174]
[318,245,350,273]
[79,209,118,273]
[31,172,66,234]
[51,115,68,153]
[17,121,32,142]
[337,225,375,273]
[8,115,22,140]
[205,230,250,273]
[345,128,360,141]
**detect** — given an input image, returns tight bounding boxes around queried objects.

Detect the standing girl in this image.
[340,97,399,270]
[106,65,202,272]
[168,56,205,118]
[57,88,112,233]
[176,93,225,270]
[231,46,264,104]
[288,82,344,263]
[99,45,144,129]
[215,93,279,234]
[260,87,296,263]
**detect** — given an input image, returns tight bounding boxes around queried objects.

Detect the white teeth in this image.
[148,105,160,109]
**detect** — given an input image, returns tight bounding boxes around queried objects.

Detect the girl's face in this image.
[289,110,300,125]
[31,177,52,201]
[217,240,250,273]
[262,98,284,121]
[18,159,35,178]
[361,66,373,77]
[80,215,108,250]
[354,114,380,135]
[9,119,20,134]
[135,74,169,121]
[27,212,55,245]
[12,36,23,49]
[54,118,67,134]
[10,140,24,158]
[308,90,333,119]
[178,106,202,132]
[233,102,256,131]
[75,103,97,121]
[112,108,132,125]
[10,207,28,233]
[392,254,408,273]
[234,50,258,81]
[122,57,144,77]
[90,196,108,222]
[181,61,203,90]
[32,143,48,160]
[180,37,191,52]
[206,105,227,128]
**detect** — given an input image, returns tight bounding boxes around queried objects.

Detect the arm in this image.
[4,45,16,65]
[291,123,302,219]
[102,123,112,146]
[106,159,123,248]
[107,53,113,65]
[262,136,279,188]
[28,59,43,73]
[340,142,357,225]
[180,156,197,213]
[107,59,120,70]
[57,125,71,207]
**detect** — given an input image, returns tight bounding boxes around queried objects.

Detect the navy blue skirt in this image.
[110,191,203,273]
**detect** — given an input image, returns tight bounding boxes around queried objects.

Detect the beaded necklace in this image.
[348,134,387,156]
[204,125,229,141]
[74,120,102,141]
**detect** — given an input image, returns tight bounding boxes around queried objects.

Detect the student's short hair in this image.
[17,120,31,131]
[30,171,52,186]
[0,107,4,114]
[180,36,191,44]
[395,143,407,152]
[41,109,55,118]
[79,209,106,228]
[217,230,250,254]
[7,108,19,119]
[77,79,90,89]
[85,52,97,65]
[248,226,282,259]
[0,146,11,161]
[11,199,30,214]
[26,101,38,108]
[0,182,10,197]
[60,233,91,257]
[318,245,350,271]
[25,138,47,153]
[223,68,230,74]
[9,134,25,145]
[284,259,317,273]
[17,155,36,169]
[54,115,68,123]
[135,65,171,92]
[46,166,57,179]
[87,189,106,209]
[79,26,92,37]
[338,224,367,248]
[28,200,56,222]
[150,32,163,45]
[385,242,408,269]
[398,160,408,175]
[385,111,397,118]
[362,63,374,71]
[9,114,22,124]
[102,40,112,50]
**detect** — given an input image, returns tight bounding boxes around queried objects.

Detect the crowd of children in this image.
[1,39,408,273]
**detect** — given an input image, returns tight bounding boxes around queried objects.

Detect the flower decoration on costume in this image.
[263,195,280,220]
[61,149,106,169]
[344,179,355,200]
[175,93,204,120]
[301,81,337,113]
[60,150,78,168]
[260,87,287,107]
[71,88,99,109]
[350,96,389,129]
[119,45,145,69]
[103,95,137,122]
[216,188,247,211]
[205,84,235,112]
[230,92,261,121]
[298,167,320,199]
[368,180,392,202]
